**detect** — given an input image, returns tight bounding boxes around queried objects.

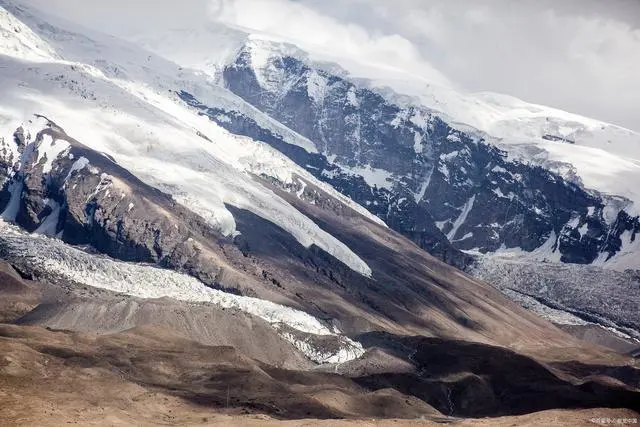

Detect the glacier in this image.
[0,2,375,278]
[0,220,365,364]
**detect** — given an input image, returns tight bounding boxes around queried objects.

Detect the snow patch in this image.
[306,71,327,105]
[601,230,640,271]
[413,131,423,154]
[577,222,589,238]
[335,163,394,191]
[491,165,508,174]
[413,166,433,203]
[35,134,69,174]
[0,179,23,221]
[447,195,475,241]
[295,178,307,198]
[346,86,359,108]
[64,156,90,183]
[33,198,61,236]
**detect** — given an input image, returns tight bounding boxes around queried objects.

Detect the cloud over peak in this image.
[19,0,640,130]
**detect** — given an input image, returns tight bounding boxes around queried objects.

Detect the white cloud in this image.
[20,0,213,33]
[205,0,453,86]
[17,0,640,131]
[288,0,640,131]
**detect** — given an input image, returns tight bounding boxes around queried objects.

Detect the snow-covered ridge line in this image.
[235,36,640,213]
[0,3,375,278]
[0,220,365,363]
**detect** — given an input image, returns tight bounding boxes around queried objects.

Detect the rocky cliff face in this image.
[178,90,470,269]
[210,42,640,270]
[2,114,600,355]
[1,121,217,281]
[0,118,371,303]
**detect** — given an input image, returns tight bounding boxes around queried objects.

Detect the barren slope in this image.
[0,322,638,426]
[0,2,639,425]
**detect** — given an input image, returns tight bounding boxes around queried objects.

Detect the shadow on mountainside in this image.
[0,323,440,420]
[352,331,640,418]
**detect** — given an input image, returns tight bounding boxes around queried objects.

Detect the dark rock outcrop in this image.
[208,44,640,268]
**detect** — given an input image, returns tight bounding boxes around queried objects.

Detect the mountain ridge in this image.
[1,0,638,338]
[0,3,639,424]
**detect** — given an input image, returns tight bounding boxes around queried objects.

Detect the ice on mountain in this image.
[35,134,70,173]
[295,178,307,198]
[447,195,475,241]
[345,164,394,191]
[346,86,359,108]
[33,198,61,236]
[438,163,450,180]
[492,188,511,199]
[63,156,90,182]
[491,165,508,174]
[0,5,374,278]
[306,70,327,105]
[0,221,365,364]
[413,166,433,204]
[413,131,423,154]
[0,179,23,221]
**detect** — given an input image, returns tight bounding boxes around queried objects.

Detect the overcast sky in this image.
[22,0,640,131]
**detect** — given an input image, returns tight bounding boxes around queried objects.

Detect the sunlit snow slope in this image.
[0,2,375,277]
[122,18,640,271]
[126,18,640,215]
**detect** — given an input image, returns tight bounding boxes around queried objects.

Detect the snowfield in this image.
[0,2,375,278]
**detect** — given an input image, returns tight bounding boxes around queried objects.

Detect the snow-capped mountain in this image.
[0,0,583,364]
[110,18,640,273]
[6,0,640,273]
[0,3,381,276]
[0,1,385,363]
[1,0,638,336]
[214,39,638,270]
[131,22,640,212]
[1,2,639,423]
[93,13,640,341]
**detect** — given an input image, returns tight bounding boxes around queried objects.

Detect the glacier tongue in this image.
[0,220,365,364]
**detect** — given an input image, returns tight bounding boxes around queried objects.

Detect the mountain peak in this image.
[0,3,638,424]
